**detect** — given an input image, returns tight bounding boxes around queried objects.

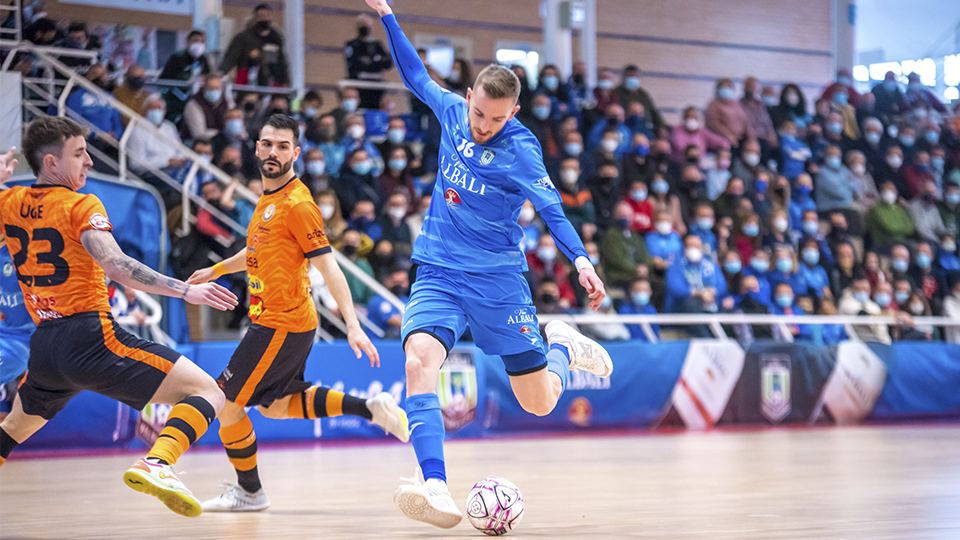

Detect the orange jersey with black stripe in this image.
[246,177,331,332]
[0,185,113,324]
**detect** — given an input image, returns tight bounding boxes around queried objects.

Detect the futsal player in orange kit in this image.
[0,117,239,517]
[188,115,409,512]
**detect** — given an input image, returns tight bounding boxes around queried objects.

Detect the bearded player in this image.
[364,0,613,529]
[187,114,409,512]
[0,120,239,518]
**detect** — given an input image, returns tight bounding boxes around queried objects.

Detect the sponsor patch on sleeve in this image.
[88,213,112,230]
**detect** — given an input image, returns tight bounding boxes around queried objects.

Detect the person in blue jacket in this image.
[617,278,659,341]
[795,237,831,299]
[367,0,613,528]
[665,235,727,314]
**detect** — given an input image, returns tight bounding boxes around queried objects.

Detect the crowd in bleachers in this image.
[9,5,960,343]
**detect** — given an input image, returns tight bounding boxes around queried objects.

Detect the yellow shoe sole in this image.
[123,468,202,517]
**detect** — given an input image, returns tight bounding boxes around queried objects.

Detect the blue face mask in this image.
[925,131,940,145]
[351,160,372,175]
[777,258,793,272]
[755,179,768,193]
[947,192,960,205]
[204,89,222,103]
[541,75,559,91]
[917,253,932,268]
[652,179,670,194]
[833,93,848,105]
[630,189,647,202]
[533,105,551,120]
[776,294,793,307]
[895,291,910,304]
[874,293,891,307]
[865,132,881,145]
[826,156,842,170]
[565,142,583,156]
[751,259,769,272]
[146,108,164,126]
[892,258,909,272]
[388,158,407,172]
[616,218,630,230]
[854,291,870,304]
[635,144,649,157]
[742,223,759,237]
[933,157,945,171]
[900,135,915,147]
[388,128,406,144]
[226,118,244,136]
[799,185,812,196]
[598,79,614,90]
[304,107,318,118]
[884,81,897,92]
[625,76,641,90]
[718,87,735,100]
[697,218,714,230]
[802,248,820,265]
[724,260,742,274]
[633,291,651,306]
[802,221,819,235]
[306,160,325,176]
[827,122,842,134]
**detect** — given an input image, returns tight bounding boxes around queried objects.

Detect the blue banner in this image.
[870,342,960,419]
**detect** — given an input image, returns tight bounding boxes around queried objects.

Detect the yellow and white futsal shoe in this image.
[367,392,410,443]
[123,458,202,517]
[545,320,614,378]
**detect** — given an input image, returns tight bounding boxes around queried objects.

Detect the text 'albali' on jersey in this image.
[382,16,562,274]
[0,185,113,323]
[245,177,331,332]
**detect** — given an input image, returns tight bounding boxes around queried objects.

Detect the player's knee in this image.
[518,398,553,417]
[257,401,287,419]
[196,377,225,415]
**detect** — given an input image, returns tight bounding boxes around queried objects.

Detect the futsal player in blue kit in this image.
[364,0,614,529]
[0,243,34,421]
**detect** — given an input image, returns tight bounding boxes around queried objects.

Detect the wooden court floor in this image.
[2,424,960,539]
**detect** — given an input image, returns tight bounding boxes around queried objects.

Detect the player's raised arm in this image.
[365,0,447,113]
[81,229,239,311]
[187,248,247,284]
[309,252,381,367]
[0,147,17,185]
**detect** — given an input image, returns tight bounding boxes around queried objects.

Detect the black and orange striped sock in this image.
[0,427,18,467]
[146,396,215,466]
[220,415,261,493]
[287,386,372,420]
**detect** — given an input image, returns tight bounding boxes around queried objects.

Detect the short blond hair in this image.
[474,64,521,102]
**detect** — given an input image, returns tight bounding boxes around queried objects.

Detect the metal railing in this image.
[538,313,960,343]
[115,290,176,348]
[0,0,21,42]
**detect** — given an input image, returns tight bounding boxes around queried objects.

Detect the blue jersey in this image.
[0,245,34,336]
[382,14,573,274]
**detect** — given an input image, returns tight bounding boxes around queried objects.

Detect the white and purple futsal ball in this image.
[466,477,524,536]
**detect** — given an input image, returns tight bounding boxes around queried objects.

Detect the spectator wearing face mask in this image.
[181,73,227,142]
[846,150,878,218]
[815,144,854,218]
[602,202,652,290]
[720,250,743,295]
[337,150,382,213]
[676,165,709,225]
[795,237,831,299]
[374,146,414,211]
[622,133,653,187]
[704,78,754,148]
[852,117,888,174]
[704,147,733,202]
[788,174,817,231]
[351,201,384,247]
[522,94,561,160]
[875,145,908,196]
[345,14,393,109]
[444,58,472,96]
[588,161,624,231]
[904,151,937,201]
[378,191,414,261]
[366,268,409,338]
[593,67,619,114]
[939,182,960,237]
[645,210,684,280]
[64,63,123,142]
[729,274,774,343]
[587,103,631,157]
[525,234,575,305]
[763,209,792,251]
[829,242,859,299]
[338,228,376,306]
[113,64,150,128]
[158,31,210,98]
[731,139,773,193]
[769,283,801,323]
[908,242,943,312]
[127,95,185,175]
[615,65,664,132]
[339,114,384,177]
[740,77,778,152]
[670,106,729,164]
[870,72,908,125]
[534,278,569,315]
[665,235,726,326]
[315,190,347,247]
[896,292,935,341]
[821,69,862,108]
[377,116,424,176]
[330,87,361,138]
[908,179,947,243]
[557,129,586,171]
[298,148,330,194]
[733,212,763,265]
[873,281,897,316]
[212,108,259,180]
[797,208,835,265]
[867,181,916,251]
[767,245,805,292]
[777,120,811,180]
[770,84,813,132]
[57,22,97,70]
[688,203,718,260]
[825,211,855,256]
[742,249,773,303]
[903,73,947,116]
[839,278,890,343]
[534,64,572,121]
[618,279,659,342]
[888,244,914,286]
[557,158,597,237]
[934,232,959,282]
[305,114,346,178]
[220,4,290,87]
[516,200,543,255]
[713,177,746,222]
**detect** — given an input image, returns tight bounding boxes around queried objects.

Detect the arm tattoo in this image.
[82,230,187,295]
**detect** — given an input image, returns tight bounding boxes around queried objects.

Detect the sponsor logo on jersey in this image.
[508,308,535,325]
[249,295,263,319]
[306,228,326,241]
[248,275,264,294]
[519,325,531,334]
[480,149,496,165]
[88,213,111,230]
[263,204,276,221]
[440,154,487,195]
[3,262,12,277]
[445,188,461,206]
[534,176,555,191]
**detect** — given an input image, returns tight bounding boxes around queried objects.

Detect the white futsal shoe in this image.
[123,458,202,517]
[545,320,614,378]
[367,392,410,443]
[394,468,463,529]
[201,482,271,512]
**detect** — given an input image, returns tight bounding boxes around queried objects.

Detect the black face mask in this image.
[220,162,239,177]
[243,101,257,113]
[341,245,358,257]
[358,26,370,38]
[540,293,558,304]
[127,76,145,90]
[572,73,585,86]
[652,152,669,163]
[390,285,408,297]
[255,20,271,33]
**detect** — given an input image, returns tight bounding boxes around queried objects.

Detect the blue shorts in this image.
[401,264,546,374]
[0,333,30,385]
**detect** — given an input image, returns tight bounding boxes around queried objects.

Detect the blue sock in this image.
[546,343,570,394]
[405,393,446,482]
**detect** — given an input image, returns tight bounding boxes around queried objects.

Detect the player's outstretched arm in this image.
[0,147,17,185]
[366,0,446,113]
[310,252,381,367]
[81,229,239,311]
[187,248,247,284]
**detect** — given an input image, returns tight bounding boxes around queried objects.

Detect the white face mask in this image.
[887,155,902,169]
[601,138,618,153]
[318,203,334,220]
[656,221,672,235]
[882,190,897,204]
[347,124,365,140]
[388,207,406,221]
[773,217,789,233]
[851,164,866,176]
[743,153,760,167]
[520,207,535,222]
[188,42,206,58]
[684,118,700,131]
[561,168,579,186]
[685,247,703,263]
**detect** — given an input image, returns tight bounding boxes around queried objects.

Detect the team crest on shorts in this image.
[480,149,496,165]
[262,204,276,221]
[445,188,461,206]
